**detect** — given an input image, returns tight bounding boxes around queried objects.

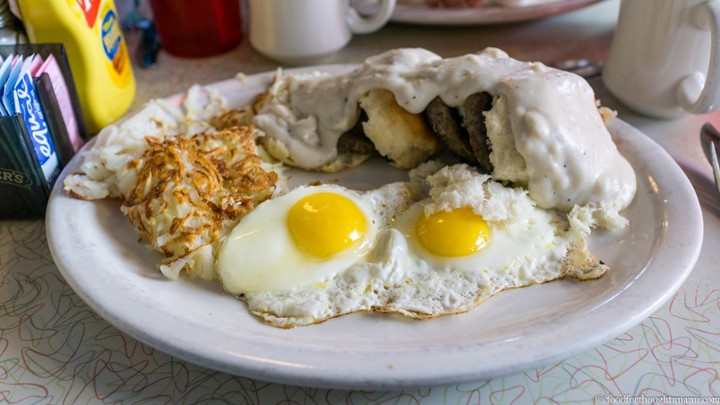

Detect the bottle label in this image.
[76,0,101,28]
[70,0,133,89]
[98,2,133,88]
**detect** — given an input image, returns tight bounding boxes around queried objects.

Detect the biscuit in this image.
[359,89,442,169]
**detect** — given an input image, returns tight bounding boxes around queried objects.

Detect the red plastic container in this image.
[149,0,242,58]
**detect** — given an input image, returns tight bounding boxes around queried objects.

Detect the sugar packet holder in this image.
[0,44,89,219]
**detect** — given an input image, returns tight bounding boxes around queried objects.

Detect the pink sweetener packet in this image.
[28,53,43,76]
[35,54,82,152]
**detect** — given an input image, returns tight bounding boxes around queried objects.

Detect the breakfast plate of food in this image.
[351,0,604,25]
[47,48,702,389]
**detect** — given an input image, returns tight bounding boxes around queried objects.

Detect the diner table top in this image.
[2,0,720,403]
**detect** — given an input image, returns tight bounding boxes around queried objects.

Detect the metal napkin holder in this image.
[0,43,89,219]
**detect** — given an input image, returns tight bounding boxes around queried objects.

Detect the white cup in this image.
[602,0,720,119]
[248,0,396,65]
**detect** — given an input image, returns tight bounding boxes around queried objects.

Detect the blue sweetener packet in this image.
[0,56,12,116]
[3,55,23,115]
[13,55,60,185]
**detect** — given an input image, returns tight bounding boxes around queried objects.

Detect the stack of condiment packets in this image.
[0,43,88,219]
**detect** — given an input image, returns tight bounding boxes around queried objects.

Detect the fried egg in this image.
[216,182,420,294]
[395,201,560,275]
[217,164,608,328]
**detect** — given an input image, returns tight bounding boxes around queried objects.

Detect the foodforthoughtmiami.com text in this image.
[594,394,720,404]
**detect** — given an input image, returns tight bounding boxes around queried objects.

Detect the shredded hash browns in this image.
[121,125,279,280]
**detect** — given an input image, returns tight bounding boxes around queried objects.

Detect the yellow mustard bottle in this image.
[16,0,136,134]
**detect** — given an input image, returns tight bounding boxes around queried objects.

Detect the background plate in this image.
[352,0,603,25]
[46,66,702,390]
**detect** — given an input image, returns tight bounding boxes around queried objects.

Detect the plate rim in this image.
[352,0,604,26]
[45,65,703,390]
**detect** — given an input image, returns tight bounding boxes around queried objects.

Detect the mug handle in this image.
[678,0,720,113]
[346,0,397,34]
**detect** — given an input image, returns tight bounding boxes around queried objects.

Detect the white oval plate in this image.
[46,66,703,390]
[352,0,603,25]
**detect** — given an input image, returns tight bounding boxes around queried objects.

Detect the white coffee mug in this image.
[248,0,396,65]
[602,0,720,119]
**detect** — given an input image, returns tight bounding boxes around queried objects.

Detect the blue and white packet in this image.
[3,55,23,115]
[12,56,60,185]
[0,56,12,116]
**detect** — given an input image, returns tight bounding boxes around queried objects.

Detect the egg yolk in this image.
[416,208,491,257]
[287,192,367,259]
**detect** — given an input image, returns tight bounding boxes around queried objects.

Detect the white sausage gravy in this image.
[253,47,637,213]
